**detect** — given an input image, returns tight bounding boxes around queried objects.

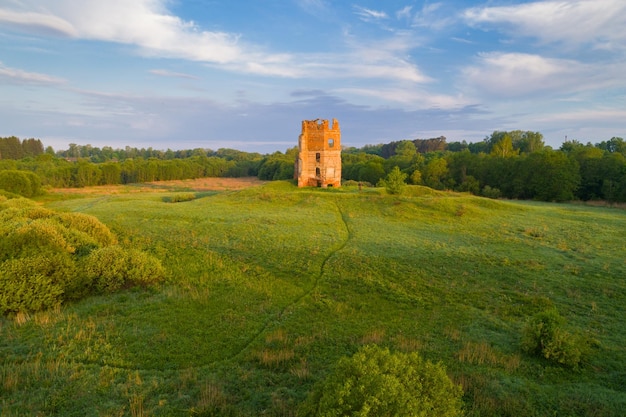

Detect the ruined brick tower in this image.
[295,118,341,188]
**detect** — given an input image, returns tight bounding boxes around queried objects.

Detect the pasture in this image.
[1,179,625,416]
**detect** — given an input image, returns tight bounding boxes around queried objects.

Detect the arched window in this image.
[328,138,334,148]
[316,167,321,177]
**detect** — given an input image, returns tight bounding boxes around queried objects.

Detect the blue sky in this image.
[1,0,625,153]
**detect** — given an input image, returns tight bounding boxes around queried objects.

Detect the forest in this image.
[1,131,625,202]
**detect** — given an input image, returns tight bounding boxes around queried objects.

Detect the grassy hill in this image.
[2,181,625,416]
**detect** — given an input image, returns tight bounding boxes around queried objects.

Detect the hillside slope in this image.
[2,182,625,416]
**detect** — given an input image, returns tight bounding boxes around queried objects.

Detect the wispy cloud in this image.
[336,86,472,109]
[149,69,200,80]
[396,6,413,21]
[0,0,427,85]
[353,5,388,22]
[409,2,454,31]
[0,9,77,36]
[464,0,626,50]
[296,0,330,16]
[461,52,592,98]
[0,62,65,85]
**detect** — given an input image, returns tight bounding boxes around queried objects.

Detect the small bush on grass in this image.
[83,245,165,293]
[521,308,589,368]
[0,197,165,315]
[299,345,463,417]
[163,193,196,203]
[481,185,501,199]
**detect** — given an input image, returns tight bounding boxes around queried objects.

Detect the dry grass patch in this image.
[456,341,521,372]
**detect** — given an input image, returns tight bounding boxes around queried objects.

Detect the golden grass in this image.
[394,335,425,352]
[196,382,228,411]
[456,341,521,372]
[256,348,295,368]
[360,328,386,345]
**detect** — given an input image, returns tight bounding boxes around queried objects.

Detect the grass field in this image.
[2,179,625,416]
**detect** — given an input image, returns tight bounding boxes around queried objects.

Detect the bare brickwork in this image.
[295,118,342,188]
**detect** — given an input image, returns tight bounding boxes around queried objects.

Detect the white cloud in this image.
[461,52,595,98]
[0,62,65,85]
[149,69,200,80]
[0,9,77,36]
[396,6,413,20]
[336,86,471,109]
[296,0,330,16]
[464,0,626,50]
[461,51,626,99]
[0,0,428,84]
[353,6,388,22]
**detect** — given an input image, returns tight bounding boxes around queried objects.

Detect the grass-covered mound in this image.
[0,196,164,315]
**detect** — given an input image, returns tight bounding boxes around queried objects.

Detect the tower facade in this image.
[295,118,341,188]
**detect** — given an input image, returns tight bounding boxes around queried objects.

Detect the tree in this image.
[490,134,518,158]
[299,345,463,417]
[381,166,407,195]
[422,157,449,190]
[0,136,24,160]
[526,150,580,201]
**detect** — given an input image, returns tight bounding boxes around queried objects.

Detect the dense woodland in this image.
[1,132,626,202]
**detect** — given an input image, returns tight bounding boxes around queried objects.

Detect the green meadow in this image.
[2,181,626,416]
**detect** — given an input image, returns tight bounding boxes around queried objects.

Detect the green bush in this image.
[58,212,118,246]
[0,255,72,314]
[163,193,196,203]
[481,185,501,199]
[299,345,463,417]
[0,197,165,314]
[83,245,165,293]
[521,309,586,368]
[0,170,42,197]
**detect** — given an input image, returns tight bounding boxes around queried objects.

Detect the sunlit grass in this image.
[2,181,625,415]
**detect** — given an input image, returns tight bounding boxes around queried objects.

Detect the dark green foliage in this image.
[380,166,407,195]
[300,345,463,417]
[258,150,296,180]
[163,193,196,203]
[481,185,501,199]
[0,169,42,197]
[0,137,44,159]
[521,309,588,368]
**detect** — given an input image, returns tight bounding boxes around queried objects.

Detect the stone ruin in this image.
[295,119,342,188]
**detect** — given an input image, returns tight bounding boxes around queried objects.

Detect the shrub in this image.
[83,246,165,293]
[163,193,196,203]
[0,197,165,314]
[0,170,42,197]
[299,345,463,417]
[521,308,586,368]
[520,308,564,356]
[0,255,70,314]
[58,212,118,246]
[481,185,501,199]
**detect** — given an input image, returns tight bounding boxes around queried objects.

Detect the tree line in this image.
[338,132,626,202]
[1,133,626,202]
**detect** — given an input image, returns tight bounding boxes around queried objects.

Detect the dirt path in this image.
[50,177,268,195]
